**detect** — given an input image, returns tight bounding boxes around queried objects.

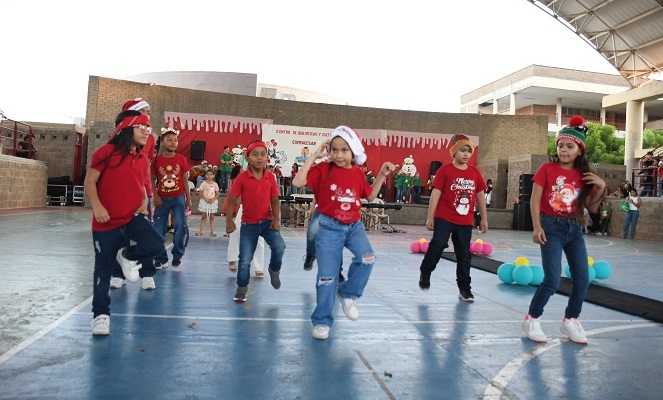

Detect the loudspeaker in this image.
[513,202,533,231]
[430,161,443,176]
[190,141,206,160]
[519,174,534,195]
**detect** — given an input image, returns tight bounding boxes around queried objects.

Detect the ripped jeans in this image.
[311,213,375,327]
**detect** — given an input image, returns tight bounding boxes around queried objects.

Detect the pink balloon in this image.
[481,243,493,256]
[470,241,483,254]
[420,241,429,253]
[410,241,421,253]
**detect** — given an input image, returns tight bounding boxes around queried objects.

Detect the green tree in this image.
[548,125,663,164]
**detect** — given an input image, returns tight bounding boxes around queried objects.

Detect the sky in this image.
[0,0,620,124]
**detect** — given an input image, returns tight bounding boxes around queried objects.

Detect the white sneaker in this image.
[141,277,156,290]
[109,277,125,289]
[337,292,359,321]
[116,248,141,283]
[312,325,330,340]
[561,317,588,344]
[91,315,110,336]
[522,315,547,343]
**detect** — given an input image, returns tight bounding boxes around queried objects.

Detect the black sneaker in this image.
[303,253,316,271]
[458,289,474,302]
[172,258,182,267]
[338,272,346,283]
[419,271,431,290]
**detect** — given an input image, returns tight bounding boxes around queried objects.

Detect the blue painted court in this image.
[1,208,662,399]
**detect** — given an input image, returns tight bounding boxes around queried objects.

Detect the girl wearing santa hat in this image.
[292,126,395,340]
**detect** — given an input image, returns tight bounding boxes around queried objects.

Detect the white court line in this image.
[0,242,176,365]
[482,322,661,399]
[0,296,93,365]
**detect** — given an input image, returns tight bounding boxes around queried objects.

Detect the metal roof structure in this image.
[530,0,663,88]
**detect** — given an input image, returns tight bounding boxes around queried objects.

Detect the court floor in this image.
[0,208,662,399]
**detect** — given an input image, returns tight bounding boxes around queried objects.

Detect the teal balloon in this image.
[497,263,515,283]
[588,264,596,283]
[512,265,533,286]
[593,261,612,280]
[564,263,572,278]
[529,265,544,286]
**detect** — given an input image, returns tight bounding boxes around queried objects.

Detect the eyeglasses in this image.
[134,125,152,133]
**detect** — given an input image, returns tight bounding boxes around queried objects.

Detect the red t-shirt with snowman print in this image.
[532,162,583,218]
[432,163,487,226]
[307,162,372,224]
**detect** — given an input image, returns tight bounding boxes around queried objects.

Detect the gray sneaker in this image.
[268,268,281,289]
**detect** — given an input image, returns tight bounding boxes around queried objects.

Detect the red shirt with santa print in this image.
[532,162,584,218]
[432,163,487,226]
[90,144,148,231]
[307,162,372,224]
[151,154,189,198]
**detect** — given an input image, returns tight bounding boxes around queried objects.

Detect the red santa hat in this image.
[122,98,150,112]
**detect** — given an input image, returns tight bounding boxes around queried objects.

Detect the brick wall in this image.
[1,120,85,182]
[0,155,48,209]
[85,76,549,168]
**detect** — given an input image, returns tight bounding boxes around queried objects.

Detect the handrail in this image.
[0,116,34,158]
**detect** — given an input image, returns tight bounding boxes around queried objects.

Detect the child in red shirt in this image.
[109,99,160,290]
[292,126,395,340]
[84,110,165,336]
[418,134,488,302]
[225,141,284,302]
[151,129,192,267]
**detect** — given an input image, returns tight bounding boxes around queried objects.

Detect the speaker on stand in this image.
[190,141,206,160]
[430,160,443,176]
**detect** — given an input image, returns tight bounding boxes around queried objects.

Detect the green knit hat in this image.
[556,115,588,149]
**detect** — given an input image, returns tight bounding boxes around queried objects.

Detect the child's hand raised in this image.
[379,162,396,175]
[314,140,330,159]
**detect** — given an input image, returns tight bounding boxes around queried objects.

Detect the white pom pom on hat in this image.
[330,125,366,165]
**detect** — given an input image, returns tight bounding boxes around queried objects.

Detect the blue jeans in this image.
[396,186,405,202]
[419,217,472,290]
[622,210,640,239]
[92,215,165,317]
[112,198,156,279]
[528,215,588,319]
[153,195,187,264]
[219,170,230,192]
[640,177,653,197]
[311,214,375,327]
[237,219,286,287]
[306,210,320,256]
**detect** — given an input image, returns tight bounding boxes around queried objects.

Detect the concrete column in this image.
[510,93,516,115]
[492,97,498,115]
[624,100,644,179]
[600,108,606,125]
[556,98,562,127]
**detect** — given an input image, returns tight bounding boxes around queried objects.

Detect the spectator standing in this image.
[622,189,641,239]
[219,146,233,192]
